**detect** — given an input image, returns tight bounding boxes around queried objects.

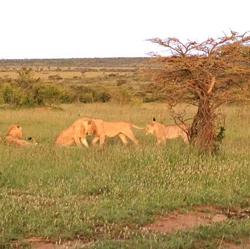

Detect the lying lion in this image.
[5,124,37,147]
[145,118,189,145]
[55,118,92,147]
[87,119,143,146]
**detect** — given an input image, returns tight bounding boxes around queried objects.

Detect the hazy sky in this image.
[0,0,249,59]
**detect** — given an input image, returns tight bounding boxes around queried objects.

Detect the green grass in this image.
[0,103,250,248]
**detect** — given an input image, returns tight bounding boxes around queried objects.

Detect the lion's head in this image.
[145,124,156,135]
[7,125,23,139]
[86,120,97,136]
[145,118,157,135]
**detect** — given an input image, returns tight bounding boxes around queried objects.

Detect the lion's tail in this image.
[132,124,145,130]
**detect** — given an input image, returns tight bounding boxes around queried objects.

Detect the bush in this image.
[70,85,111,103]
[116,79,127,86]
[0,82,75,107]
[48,74,63,81]
[59,89,75,103]
[110,88,131,104]
[1,84,23,106]
[93,90,111,103]
[79,92,94,103]
[33,85,62,105]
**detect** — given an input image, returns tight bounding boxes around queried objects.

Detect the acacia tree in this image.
[149,31,250,153]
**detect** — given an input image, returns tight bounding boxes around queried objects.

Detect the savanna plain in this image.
[0,59,250,249]
[1,104,250,249]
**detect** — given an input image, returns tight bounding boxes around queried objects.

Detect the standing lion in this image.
[145,118,189,145]
[86,118,143,146]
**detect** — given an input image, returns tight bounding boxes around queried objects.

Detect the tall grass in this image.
[0,103,250,248]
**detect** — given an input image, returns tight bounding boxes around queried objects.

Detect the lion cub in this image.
[145,118,189,145]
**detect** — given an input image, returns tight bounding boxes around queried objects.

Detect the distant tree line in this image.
[0,68,112,106]
[0,57,149,69]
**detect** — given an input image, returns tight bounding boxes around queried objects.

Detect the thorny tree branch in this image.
[148,31,250,152]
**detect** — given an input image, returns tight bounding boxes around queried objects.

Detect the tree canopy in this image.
[149,31,250,152]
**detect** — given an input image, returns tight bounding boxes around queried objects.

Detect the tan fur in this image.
[145,121,189,145]
[55,118,92,147]
[87,119,142,146]
[5,124,37,147]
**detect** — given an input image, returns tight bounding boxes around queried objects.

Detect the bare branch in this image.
[207,76,216,94]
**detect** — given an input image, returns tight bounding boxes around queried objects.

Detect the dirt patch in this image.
[144,206,228,234]
[221,240,250,249]
[23,237,94,249]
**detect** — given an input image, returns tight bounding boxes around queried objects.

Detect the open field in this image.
[0,58,155,107]
[0,58,148,89]
[0,103,250,249]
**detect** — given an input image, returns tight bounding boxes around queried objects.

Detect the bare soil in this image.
[221,240,250,249]
[144,205,228,234]
[23,237,94,249]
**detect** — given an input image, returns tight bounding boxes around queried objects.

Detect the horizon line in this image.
[0,56,150,61]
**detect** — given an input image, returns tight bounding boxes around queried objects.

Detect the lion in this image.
[5,124,38,147]
[86,118,143,146]
[145,118,189,145]
[55,118,92,147]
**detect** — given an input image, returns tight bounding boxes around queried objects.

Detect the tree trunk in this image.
[190,97,216,153]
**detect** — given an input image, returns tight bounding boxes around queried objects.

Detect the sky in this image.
[0,0,249,59]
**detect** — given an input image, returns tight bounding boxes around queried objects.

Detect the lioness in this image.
[87,119,143,146]
[145,118,189,145]
[55,118,92,147]
[5,124,38,147]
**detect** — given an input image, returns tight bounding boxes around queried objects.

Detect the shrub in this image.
[79,92,94,103]
[93,90,111,103]
[1,84,23,106]
[110,88,131,104]
[33,84,62,105]
[116,79,127,86]
[48,74,63,81]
